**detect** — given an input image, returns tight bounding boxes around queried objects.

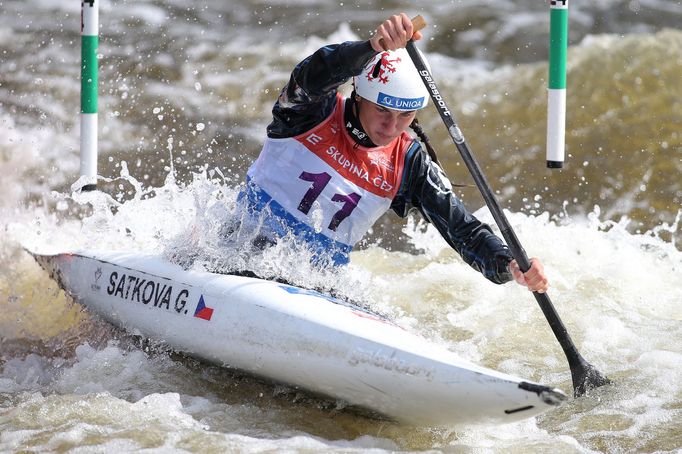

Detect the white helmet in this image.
[354,47,430,111]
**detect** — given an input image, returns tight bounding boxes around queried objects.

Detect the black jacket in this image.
[267,41,513,284]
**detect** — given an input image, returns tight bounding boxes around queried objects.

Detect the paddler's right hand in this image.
[509,258,550,294]
[370,13,423,52]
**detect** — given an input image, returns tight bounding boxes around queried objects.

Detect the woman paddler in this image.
[238,13,549,293]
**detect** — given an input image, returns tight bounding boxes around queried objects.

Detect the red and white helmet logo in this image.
[365,52,402,84]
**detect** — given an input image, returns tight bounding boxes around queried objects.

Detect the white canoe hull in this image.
[31,249,565,426]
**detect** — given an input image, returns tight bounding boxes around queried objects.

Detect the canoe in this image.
[30,248,566,426]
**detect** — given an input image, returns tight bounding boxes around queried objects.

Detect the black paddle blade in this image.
[572,357,611,397]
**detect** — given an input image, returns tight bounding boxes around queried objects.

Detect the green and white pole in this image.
[80,0,98,191]
[547,0,568,169]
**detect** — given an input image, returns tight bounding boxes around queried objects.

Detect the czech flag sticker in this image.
[193,295,214,321]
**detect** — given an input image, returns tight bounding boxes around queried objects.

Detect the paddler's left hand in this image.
[509,258,549,293]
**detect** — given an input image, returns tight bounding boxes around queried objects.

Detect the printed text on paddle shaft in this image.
[419,70,451,117]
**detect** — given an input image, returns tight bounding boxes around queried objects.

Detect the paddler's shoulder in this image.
[335,40,377,70]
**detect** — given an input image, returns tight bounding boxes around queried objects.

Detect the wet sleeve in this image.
[267,41,377,139]
[391,142,514,284]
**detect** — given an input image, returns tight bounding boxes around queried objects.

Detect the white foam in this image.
[55,343,158,399]
[0,355,55,393]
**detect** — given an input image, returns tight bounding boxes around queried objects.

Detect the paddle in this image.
[403,21,610,397]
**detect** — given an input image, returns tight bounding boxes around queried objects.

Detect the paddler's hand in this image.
[370,13,423,52]
[509,258,549,293]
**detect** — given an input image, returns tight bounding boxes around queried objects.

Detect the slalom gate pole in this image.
[80,0,98,191]
[547,0,569,169]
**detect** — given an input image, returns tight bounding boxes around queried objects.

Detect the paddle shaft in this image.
[405,40,608,396]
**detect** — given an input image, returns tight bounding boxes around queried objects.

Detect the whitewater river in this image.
[1,0,680,452]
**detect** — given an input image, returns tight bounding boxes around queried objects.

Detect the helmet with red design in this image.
[353,47,430,111]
